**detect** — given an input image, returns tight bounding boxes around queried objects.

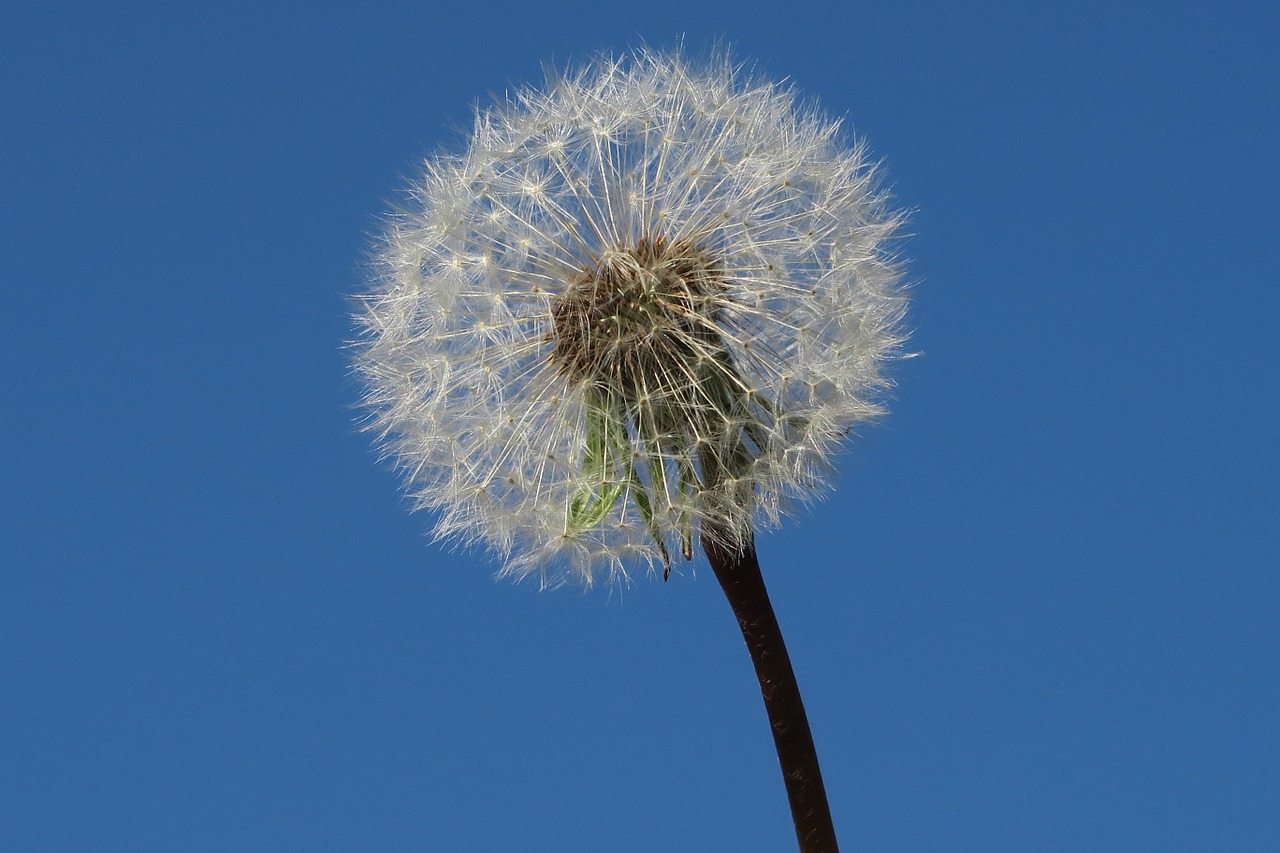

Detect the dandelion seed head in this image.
[354,47,909,587]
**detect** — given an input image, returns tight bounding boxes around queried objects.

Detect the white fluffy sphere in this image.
[354,49,909,586]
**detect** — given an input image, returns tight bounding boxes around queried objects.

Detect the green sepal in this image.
[566,388,626,530]
[633,435,672,575]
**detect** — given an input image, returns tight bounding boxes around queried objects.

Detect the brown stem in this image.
[702,526,840,852]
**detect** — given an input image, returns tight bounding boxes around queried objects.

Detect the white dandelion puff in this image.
[354,48,908,587]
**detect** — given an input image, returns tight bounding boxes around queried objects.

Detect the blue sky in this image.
[3,1,1277,850]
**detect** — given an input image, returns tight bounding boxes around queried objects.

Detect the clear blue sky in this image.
[3,1,1277,850]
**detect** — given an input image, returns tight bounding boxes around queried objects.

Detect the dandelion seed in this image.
[353,47,910,852]
[355,47,907,587]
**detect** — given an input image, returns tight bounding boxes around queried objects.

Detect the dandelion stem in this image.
[702,527,839,853]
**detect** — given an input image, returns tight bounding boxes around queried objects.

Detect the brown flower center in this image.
[550,235,727,400]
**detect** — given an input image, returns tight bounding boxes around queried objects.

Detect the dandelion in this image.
[354,47,908,852]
